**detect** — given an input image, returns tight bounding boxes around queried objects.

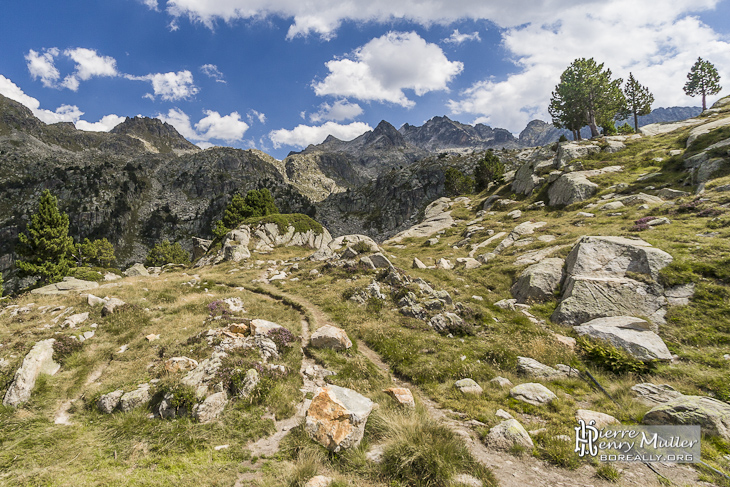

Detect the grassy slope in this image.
[2,109,730,486]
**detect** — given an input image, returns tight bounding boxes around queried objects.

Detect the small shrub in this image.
[558,134,569,143]
[145,240,190,266]
[630,223,650,232]
[698,207,724,218]
[366,296,385,313]
[267,327,296,351]
[53,335,83,365]
[474,150,505,191]
[350,240,372,254]
[577,336,652,374]
[617,123,634,134]
[208,300,231,317]
[341,287,357,301]
[444,167,474,196]
[67,267,105,282]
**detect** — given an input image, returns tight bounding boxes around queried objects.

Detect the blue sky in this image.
[1,0,729,159]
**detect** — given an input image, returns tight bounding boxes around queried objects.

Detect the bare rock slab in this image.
[250,319,284,336]
[631,383,684,405]
[31,277,99,295]
[486,419,535,451]
[310,325,352,351]
[511,258,564,303]
[3,339,60,407]
[509,383,557,406]
[305,384,375,452]
[574,316,672,362]
[643,395,730,441]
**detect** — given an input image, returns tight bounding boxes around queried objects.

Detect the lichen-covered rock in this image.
[97,389,124,414]
[574,316,672,362]
[548,167,622,206]
[455,378,483,395]
[643,395,730,441]
[511,258,564,303]
[165,356,199,373]
[233,368,260,398]
[305,384,375,452]
[119,384,150,412]
[193,391,228,423]
[310,325,352,351]
[182,351,226,397]
[575,409,620,429]
[554,142,601,169]
[631,383,685,405]
[509,383,557,406]
[3,339,60,407]
[486,419,534,451]
[516,357,578,380]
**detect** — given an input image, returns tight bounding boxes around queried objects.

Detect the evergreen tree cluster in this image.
[213,188,279,238]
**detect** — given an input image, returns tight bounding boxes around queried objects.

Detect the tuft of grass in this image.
[595,462,622,482]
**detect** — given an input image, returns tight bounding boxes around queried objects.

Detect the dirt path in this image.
[53,358,109,425]
[237,282,715,487]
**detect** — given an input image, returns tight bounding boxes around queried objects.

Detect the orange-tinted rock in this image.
[305,385,375,452]
[383,387,415,408]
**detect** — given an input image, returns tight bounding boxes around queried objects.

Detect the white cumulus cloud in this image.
[0,74,123,128]
[310,100,363,123]
[25,48,60,88]
[127,70,199,101]
[248,110,266,124]
[200,64,225,83]
[164,0,607,39]
[443,29,481,45]
[75,114,126,132]
[157,107,249,143]
[313,31,463,107]
[269,121,372,149]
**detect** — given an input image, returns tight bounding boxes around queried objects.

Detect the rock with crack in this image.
[511,258,564,304]
[574,316,672,362]
[305,384,376,452]
[310,325,353,351]
[193,391,229,423]
[486,419,535,451]
[554,142,601,169]
[3,339,60,407]
[509,383,557,406]
[233,368,260,397]
[494,221,547,254]
[250,319,285,336]
[62,312,89,328]
[182,351,227,397]
[551,236,674,326]
[631,383,685,406]
[643,395,730,441]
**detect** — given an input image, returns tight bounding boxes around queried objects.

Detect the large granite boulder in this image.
[574,316,672,362]
[554,142,601,169]
[124,263,149,277]
[511,258,564,303]
[516,357,578,380]
[552,236,673,326]
[547,166,623,206]
[643,395,730,441]
[305,385,375,452]
[3,339,60,407]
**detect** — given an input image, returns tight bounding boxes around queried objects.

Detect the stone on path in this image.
[305,384,375,452]
[310,325,352,351]
[486,419,535,451]
[384,387,415,408]
[509,383,557,406]
[3,339,60,407]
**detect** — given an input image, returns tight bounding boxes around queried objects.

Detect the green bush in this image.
[74,238,116,267]
[558,134,569,142]
[444,167,474,196]
[145,240,190,267]
[214,188,280,237]
[577,336,651,374]
[617,122,634,134]
[474,150,505,191]
[602,120,617,135]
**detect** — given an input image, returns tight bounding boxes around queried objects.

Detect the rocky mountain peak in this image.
[0,94,43,133]
[110,116,199,153]
[363,120,406,150]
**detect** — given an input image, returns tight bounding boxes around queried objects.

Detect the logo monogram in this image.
[575,419,599,457]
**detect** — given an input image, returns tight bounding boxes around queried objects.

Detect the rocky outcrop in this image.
[554,142,601,169]
[30,277,99,295]
[3,339,60,407]
[305,384,376,452]
[384,197,456,244]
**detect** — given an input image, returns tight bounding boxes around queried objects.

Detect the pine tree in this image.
[474,150,505,191]
[16,190,75,284]
[214,188,280,238]
[621,73,654,130]
[74,238,116,267]
[684,57,722,111]
[549,58,625,138]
